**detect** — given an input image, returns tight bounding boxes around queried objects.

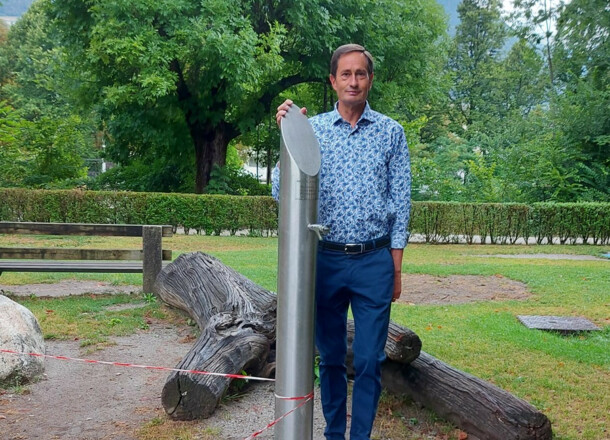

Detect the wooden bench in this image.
[0,222,173,292]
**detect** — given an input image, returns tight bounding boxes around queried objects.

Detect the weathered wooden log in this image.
[381,351,553,440]
[279,320,421,380]
[154,252,277,330]
[347,320,422,366]
[153,251,552,440]
[154,252,421,420]
[154,252,277,420]
[161,312,271,419]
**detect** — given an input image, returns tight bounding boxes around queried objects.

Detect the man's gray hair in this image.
[330,44,374,77]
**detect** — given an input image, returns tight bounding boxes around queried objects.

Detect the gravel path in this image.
[0,281,329,440]
[0,323,328,440]
[474,253,608,261]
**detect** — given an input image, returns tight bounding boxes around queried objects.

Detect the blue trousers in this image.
[315,246,394,440]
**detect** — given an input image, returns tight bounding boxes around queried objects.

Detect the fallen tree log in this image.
[381,352,553,440]
[346,320,422,368]
[154,252,420,420]
[153,251,277,329]
[154,252,276,419]
[161,312,272,420]
[154,252,552,440]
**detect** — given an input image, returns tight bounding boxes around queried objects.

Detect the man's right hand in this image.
[276,99,307,127]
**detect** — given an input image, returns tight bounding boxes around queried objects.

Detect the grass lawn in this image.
[1,234,608,439]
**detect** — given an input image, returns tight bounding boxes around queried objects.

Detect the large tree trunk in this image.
[174,64,238,194]
[192,124,232,194]
[153,252,552,440]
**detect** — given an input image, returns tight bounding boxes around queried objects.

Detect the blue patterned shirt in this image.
[273,102,411,248]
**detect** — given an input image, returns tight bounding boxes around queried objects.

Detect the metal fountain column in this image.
[274,104,325,439]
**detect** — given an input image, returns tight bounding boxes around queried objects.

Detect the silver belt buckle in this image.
[344,243,364,254]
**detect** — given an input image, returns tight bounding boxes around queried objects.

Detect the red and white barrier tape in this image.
[0,348,274,381]
[1,348,315,439]
[245,391,314,439]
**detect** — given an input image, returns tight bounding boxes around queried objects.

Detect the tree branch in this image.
[258,75,324,113]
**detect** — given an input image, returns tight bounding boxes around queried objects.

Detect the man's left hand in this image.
[390,248,403,302]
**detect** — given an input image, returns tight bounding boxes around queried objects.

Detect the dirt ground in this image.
[0,274,530,440]
[395,273,530,305]
[0,325,190,440]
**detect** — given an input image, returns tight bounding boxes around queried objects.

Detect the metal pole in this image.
[274,105,321,439]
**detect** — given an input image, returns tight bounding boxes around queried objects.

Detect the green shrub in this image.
[410,201,609,244]
[1,189,608,243]
[0,188,278,235]
[206,165,271,197]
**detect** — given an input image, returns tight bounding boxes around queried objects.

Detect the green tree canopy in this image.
[552,0,610,199]
[0,0,98,188]
[46,0,447,193]
[448,0,508,134]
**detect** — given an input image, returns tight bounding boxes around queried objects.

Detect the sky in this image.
[1,0,567,35]
[439,0,566,36]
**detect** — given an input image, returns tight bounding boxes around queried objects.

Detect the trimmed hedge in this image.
[0,188,278,236]
[1,189,608,244]
[410,202,609,244]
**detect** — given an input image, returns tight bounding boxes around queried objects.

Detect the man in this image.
[273,43,411,440]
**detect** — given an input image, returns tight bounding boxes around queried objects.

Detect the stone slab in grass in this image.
[517,315,600,334]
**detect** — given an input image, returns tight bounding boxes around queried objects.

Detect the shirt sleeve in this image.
[271,163,280,201]
[388,125,411,249]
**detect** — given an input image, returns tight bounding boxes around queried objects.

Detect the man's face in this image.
[329,51,373,109]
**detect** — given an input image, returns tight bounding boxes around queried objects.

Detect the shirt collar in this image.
[331,101,377,125]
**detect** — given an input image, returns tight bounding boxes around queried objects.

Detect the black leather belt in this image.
[319,236,391,254]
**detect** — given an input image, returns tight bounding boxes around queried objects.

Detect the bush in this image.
[1,189,608,243]
[0,188,278,236]
[410,201,609,244]
[206,165,271,196]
